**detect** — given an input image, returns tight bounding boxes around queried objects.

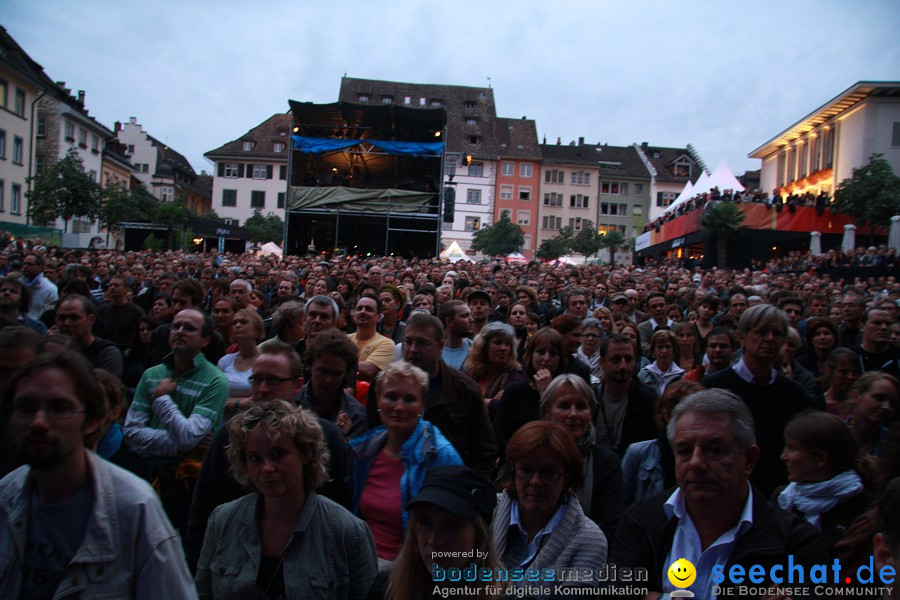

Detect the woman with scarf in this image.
[777,411,869,557]
[539,374,623,543]
[637,329,685,395]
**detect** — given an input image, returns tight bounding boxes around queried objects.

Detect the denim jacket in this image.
[349,418,462,530]
[195,492,376,600]
[621,439,664,507]
[0,450,196,600]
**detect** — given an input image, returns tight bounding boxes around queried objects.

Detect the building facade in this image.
[115,117,211,217]
[204,112,291,225]
[634,142,706,222]
[749,81,900,199]
[493,117,541,259]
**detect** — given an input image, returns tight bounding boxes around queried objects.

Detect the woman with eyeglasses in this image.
[576,317,605,382]
[217,309,264,416]
[349,362,463,570]
[195,400,377,599]
[491,421,607,598]
[298,328,368,437]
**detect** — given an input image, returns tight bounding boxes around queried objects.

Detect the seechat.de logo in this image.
[667,558,696,598]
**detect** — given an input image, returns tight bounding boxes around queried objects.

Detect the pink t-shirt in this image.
[359,452,405,560]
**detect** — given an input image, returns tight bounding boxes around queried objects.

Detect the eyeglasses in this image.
[513,466,563,481]
[248,375,295,386]
[582,333,601,339]
[403,338,435,348]
[11,400,85,421]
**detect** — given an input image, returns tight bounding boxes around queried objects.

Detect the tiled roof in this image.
[494,117,541,160]
[205,113,293,161]
[540,143,649,178]
[338,77,501,159]
[0,25,57,90]
[639,144,701,184]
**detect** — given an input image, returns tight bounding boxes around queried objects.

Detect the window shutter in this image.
[217,163,224,177]
[237,164,245,178]
[246,164,253,178]
[266,165,273,179]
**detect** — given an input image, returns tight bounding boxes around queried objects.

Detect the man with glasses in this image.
[124,309,229,535]
[18,253,57,320]
[702,304,809,496]
[0,352,196,599]
[185,341,353,572]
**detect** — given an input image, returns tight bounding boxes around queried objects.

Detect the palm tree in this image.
[700,202,745,268]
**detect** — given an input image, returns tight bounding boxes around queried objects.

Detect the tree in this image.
[599,230,625,265]
[470,210,524,257]
[570,220,604,257]
[244,210,285,243]
[155,198,189,249]
[26,148,100,232]
[833,153,900,243]
[700,201,746,268]
[536,235,570,261]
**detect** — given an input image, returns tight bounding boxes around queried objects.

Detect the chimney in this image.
[641,142,648,149]
[556,137,561,145]
[129,117,138,125]
[77,90,85,106]
[114,121,121,133]
[578,137,584,146]
[542,135,546,144]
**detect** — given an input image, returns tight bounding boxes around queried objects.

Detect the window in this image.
[127,144,134,154]
[224,163,240,178]
[501,162,514,176]
[279,165,287,180]
[673,159,692,177]
[601,181,625,195]
[64,122,74,141]
[381,95,393,104]
[466,117,478,126]
[500,185,513,200]
[633,205,643,216]
[518,186,531,201]
[543,192,563,206]
[656,191,678,207]
[634,183,644,196]
[160,187,174,202]
[465,216,481,232]
[468,162,483,177]
[523,235,531,251]
[11,184,21,214]
[91,135,99,153]
[12,137,23,165]
[252,164,269,179]
[568,217,584,231]
[468,135,480,144]
[140,163,149,173]
[570,194,589,209]
[466,189,482,204]
[222,190,237,207]
[516,210,530,226]
[542,215,562,229]
[419,98,426,106]
[89,170,97,182]
[441,220,453,231]
[545,169,564,184]
[465,100,477,109]
[358,94,370,103]
[571,171,590,185]
[823,128,835,169]
[519,163,533,177]
[892,122,900,147]
[37,116,46,137]
[404,96,411,105]
[430,99,443,107]
[599,224,627,236]
[277,192,285,209]
[251,191,265,208]
[35,157,44,176]
[242,141,254,151]
[0,180,4,211]
[0,130,5,159]
[273,142,285,153]
[14,88,25,116]
[0,79,6,108]
[78,128,87,148]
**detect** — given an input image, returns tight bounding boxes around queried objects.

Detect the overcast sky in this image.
[5,0,898,179]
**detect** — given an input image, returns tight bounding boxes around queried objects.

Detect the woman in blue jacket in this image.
[349,361,462,570]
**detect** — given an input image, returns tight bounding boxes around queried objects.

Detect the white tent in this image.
[692,171,712,196]
[706,159,746,193]
[842,224,856,252]
[505,252,527,264]
[553,255,585,266]
[440,241,475,262]
[665,180,695,214]
[890,216,900,252]
[258,242,283,256]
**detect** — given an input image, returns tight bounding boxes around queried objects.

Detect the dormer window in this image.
[358,94,370,103]
[465,100,477,109]
[242,141,254,151]
[273,142,285,153]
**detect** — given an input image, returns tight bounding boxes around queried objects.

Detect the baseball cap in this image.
[407,466,496,522]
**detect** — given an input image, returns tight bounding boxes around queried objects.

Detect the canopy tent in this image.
[706,159,746,193]
[505,252,527,263]
[552,255,585,265]
[842,224,856,252]
[440,241,474,262]
[692,171,712,196]
[890,216,900,252]
[665,180,695,214]
[258,242,283,256]
[288,186,436,213]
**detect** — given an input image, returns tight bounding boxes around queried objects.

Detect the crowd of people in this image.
[1,240,899,599]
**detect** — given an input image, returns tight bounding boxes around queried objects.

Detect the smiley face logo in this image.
[667,558,697,589]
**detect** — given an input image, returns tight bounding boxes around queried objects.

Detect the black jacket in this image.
[611,486,828,599]
[592,379,657,457]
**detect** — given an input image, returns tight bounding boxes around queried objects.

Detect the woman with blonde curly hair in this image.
[195,400,377,599]
[462,321,525,416]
